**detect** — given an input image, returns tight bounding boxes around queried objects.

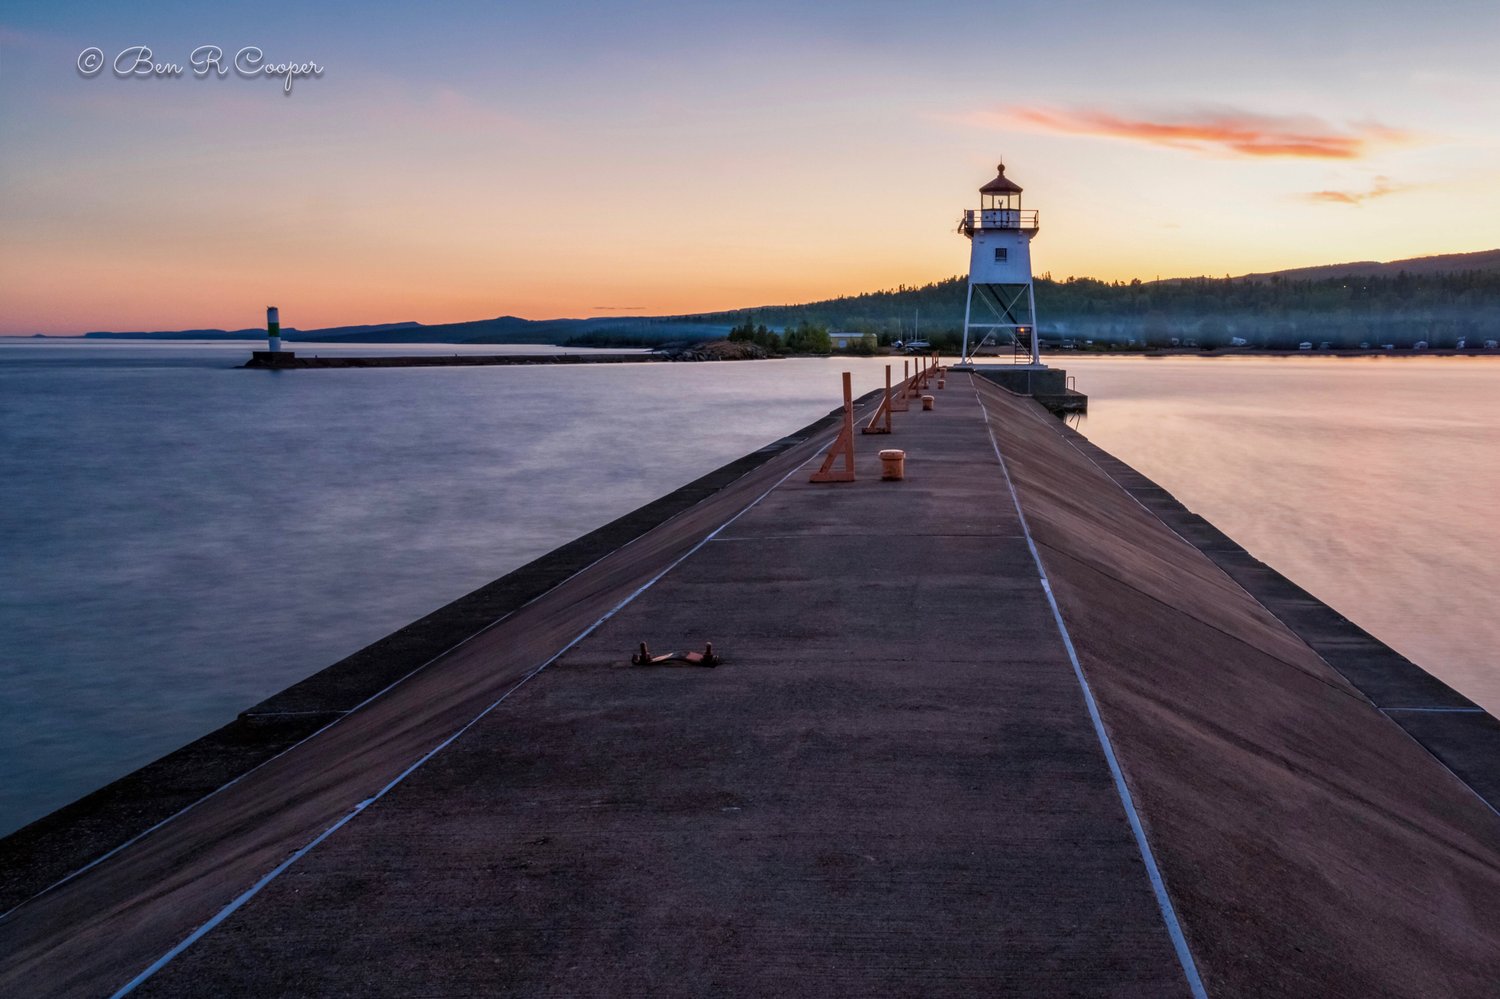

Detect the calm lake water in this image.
[2,341,1497,835]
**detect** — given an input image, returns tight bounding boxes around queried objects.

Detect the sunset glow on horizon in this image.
[3,1,1499,334]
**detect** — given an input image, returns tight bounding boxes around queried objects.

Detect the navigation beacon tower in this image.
[956,163,1041,368]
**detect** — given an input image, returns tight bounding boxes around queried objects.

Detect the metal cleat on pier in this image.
[631,641,721,667]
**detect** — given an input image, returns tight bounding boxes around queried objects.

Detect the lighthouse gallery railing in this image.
[959,209,1039,234]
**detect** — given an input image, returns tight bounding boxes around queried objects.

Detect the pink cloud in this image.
[978,105,1414,160]
[1302,176,1411,205]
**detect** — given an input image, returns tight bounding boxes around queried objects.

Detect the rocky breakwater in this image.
[654,339,769,361]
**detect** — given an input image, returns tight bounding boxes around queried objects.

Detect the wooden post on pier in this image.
[862,364,893,434]
[811,372,857,483]
[890,361,910,412]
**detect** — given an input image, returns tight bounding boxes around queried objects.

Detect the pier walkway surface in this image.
[3,374,1499,997]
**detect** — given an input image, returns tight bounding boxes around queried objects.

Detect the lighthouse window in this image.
[994,248,1008,263]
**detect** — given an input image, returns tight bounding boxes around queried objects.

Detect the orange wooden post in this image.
[862,363,893,434]
[890,359,910,412]
[810,371,857,483]
[876,364,888,429]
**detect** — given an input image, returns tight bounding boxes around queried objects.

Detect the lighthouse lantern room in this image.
[956,163,1042,368]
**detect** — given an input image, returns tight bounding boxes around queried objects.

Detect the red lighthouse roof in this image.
[979,163,1023,194]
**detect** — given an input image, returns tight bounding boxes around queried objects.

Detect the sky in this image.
[2,1,1498,334]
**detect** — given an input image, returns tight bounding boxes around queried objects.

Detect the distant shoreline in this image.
[243,352,664,369]
[242,339,772,368]
[1041,347,1500,359]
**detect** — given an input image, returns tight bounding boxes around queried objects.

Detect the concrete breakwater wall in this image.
[3,374,1497,997]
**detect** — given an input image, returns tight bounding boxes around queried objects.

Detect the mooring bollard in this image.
[922,395,934,411]
[879,449,905,480]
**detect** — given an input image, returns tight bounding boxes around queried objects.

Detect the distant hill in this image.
[80,316,731,347]
[303,315,730,346]
[1239,249,1500,283]
[84,322,424,341]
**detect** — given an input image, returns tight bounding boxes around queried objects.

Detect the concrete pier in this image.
[2,375,1498,996]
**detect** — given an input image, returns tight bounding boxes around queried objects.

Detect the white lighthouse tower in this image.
[956,163,1041,368]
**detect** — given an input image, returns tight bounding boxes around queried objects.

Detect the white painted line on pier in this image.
[109,442,826,997]
[971,379,1209,999]
[1381,706,1487,713]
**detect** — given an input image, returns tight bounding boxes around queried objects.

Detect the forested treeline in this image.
[675,270,1500,350]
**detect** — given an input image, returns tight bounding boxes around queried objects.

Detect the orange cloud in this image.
[986,106,1412,159]
[1302,177,1410,204]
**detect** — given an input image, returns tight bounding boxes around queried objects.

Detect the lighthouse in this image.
[955,163,1041,368]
